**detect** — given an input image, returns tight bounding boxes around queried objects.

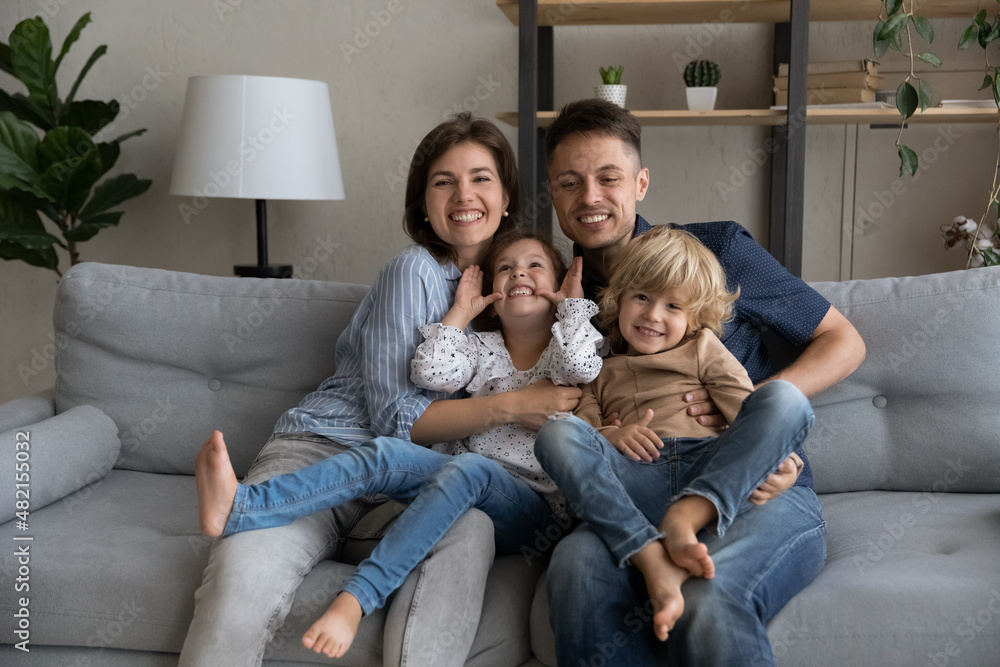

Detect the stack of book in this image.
[773,59,882,106]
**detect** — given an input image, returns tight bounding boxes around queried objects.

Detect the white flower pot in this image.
[595,84,627,108]
[686,86,717,111]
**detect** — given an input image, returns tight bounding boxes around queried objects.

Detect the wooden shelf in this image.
[497,106,998,127]
[497,0,986,26]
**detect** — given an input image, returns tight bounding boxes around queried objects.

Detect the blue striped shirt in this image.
[274,244,459,444]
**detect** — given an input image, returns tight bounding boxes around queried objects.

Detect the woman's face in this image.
[423,142,509,269]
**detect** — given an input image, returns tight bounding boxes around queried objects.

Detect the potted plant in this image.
[595,65,626,107]
[0,13,152,278]
[684,60,720,111]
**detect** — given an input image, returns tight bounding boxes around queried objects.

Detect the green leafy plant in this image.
[683,60,720,87]
[0,13,151,277]
[599,65,623,85]
[940,3,1000,268]
[873,0,943,176]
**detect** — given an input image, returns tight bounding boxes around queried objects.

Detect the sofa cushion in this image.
[805,266,1000,493]
[54,263,369,477]
[0,404,119,523]
[768,490,1000,665]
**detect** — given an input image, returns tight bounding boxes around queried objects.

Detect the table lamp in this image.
[170,75,344,277]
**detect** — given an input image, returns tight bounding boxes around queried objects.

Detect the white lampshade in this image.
[170,75,344,201]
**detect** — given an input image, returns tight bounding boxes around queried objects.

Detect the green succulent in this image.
[684,60,721,87]
[599,65,624,85]
[0,13,152,276]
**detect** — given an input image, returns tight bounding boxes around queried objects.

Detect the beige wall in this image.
[0,1,993,403]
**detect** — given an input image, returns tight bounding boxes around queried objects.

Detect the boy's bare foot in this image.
[302,592,363,658]
[660,496,717,578]
[630,541,689,641]
[194,430,238,537]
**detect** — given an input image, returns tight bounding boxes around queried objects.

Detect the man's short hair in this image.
[545,98,642,170]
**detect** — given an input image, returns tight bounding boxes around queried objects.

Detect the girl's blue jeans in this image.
[222,437,555,616]
[534,379,821,666]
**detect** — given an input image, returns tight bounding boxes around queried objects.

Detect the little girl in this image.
[534,226,816,643]
[195,228,602,658]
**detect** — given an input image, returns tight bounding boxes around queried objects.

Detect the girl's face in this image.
[423,142,509,270]
[618,286,692,355]
[491,238,559,327]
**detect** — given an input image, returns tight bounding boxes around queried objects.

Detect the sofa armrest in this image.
[1,404,121,523]
[0,388,55,434]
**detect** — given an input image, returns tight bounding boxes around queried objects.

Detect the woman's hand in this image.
[441,265,503,330]
[683,388,728,433]
[537,257,584,305]
[505,379,582,430]
[605,409,662,462]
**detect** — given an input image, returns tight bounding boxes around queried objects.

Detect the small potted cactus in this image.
[595,65,627,107]
[684,59,720,111]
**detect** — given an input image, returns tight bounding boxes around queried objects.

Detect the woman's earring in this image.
[424,216,429,222]
[502,210,509,217]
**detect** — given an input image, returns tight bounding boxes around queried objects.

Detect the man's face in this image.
[547,133,649,252]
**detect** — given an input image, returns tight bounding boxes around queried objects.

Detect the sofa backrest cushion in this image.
[804,266,1000,494]
[55,263,368,477]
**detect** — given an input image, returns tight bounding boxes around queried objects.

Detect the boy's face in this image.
[547,133,649,253]
[618,286,692,355]
[491,239,559,326]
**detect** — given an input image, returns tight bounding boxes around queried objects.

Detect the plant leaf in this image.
[896,80,918,119]
[878,13,909,42]
[53,13,91,72]
[107,128,146,144]
[994,68,1000,105]
[9,18,58,113]
[960,24,979,49]
[912,15,934,43]
[0,89,54,130]
[0,190,59,249]
[79,173,151,219]
[988,20,1000,44]
[38,126,103,214]
[65,210,122,242]
[975,9,987,26]
[884,0,904,16]
[0,240,59,270]
[917,78,933,110]
[0,42,13,76]
[874,20,891,59]
[63,44,106,109]
[917,52,942,67]
[982,74,995,91]
[982,247,1000,267]
[61,100,120,135]
[0,111,51,201]
[96,141,120,176]
[981,22,993,48]
[898,144,918,176]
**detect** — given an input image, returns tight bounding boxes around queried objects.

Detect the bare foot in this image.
[194,430,238,537]
[302,592,363,658]
[660,496,717,578]
[630,541,689,641]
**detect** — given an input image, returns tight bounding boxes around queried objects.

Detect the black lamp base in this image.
[234,264,293,279]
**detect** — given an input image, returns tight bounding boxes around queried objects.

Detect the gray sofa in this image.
[1,261,998,666]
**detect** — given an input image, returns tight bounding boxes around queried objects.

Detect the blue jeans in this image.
[223,436,555,615]
[535,380,825,666]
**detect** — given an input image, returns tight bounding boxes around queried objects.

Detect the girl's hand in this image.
[441,265,503,330]
[606,409,662,462]
[537,256,584,305]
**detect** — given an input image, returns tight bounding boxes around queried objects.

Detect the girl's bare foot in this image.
[630,541,689,641]
[302,592,363,658]
[194,430,238,537]
[660,496,717,578]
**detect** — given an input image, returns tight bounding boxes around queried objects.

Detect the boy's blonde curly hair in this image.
[599,226,739,351]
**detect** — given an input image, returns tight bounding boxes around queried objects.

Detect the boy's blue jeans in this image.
[534,379,822,666]
[222,437,555,615]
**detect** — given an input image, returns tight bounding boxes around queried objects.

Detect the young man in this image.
[540,99,866,665]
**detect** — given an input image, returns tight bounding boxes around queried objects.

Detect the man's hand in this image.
[441,265,502,330]
[749,454,803,505]
[507,379,582,430]
[606,409,662,462]
[683,388,728,433]
[537,256,584,305]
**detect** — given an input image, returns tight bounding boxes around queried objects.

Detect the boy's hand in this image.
[606,409,662,462]
[441,265,502,330]
[537,256,584,305]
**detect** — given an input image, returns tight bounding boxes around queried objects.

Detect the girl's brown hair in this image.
[599,226,739,351]
[403,113,519,263]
